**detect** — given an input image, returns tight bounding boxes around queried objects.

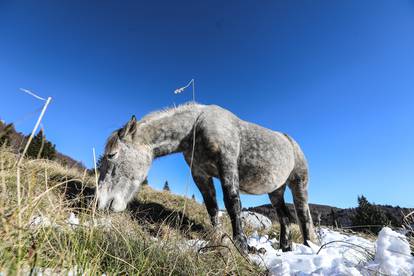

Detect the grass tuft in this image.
[403,211,414,255]
[0,148,263,275]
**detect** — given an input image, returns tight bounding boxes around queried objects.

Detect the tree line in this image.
[0,121,56,160]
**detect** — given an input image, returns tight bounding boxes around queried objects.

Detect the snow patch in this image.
[30,212,111,230]
[30,215,53,228]
[183,239,208,251]
[368,227,414,275]
[248,227,414,276]
[67,212,80,226]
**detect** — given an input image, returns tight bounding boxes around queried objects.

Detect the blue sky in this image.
[1,1,413,209]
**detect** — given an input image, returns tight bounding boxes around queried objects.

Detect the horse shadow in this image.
[60,179,95,209]
[127,199,206,236]
[60,180,206,236]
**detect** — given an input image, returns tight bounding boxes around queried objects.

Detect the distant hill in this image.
[0,119,85,170]
[247,202,413,228]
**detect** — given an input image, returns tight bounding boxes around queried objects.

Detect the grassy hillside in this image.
[0,148,264,275]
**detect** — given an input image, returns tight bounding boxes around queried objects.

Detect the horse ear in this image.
[118,115,137,138]
[130,115,137,125]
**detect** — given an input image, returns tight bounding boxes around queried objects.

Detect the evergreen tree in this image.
[96,154,104,170]
[86,154,104,175]
[163,180,170,192]
[142,178,149,186]
[26,129,56,160]
[191,194,195,200]
[0,123,14,147]
[351,195,389,234]
[330,208,337,227]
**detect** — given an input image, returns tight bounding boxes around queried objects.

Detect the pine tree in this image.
[191,194,195,200]
[96,154,104,170]
[0,123,14,147]
[330,208,337,227]
[86,154,103,175]
[142,178,148,186]
[26,129,56,160]
[351,195,389,234]
[163,181,170,192]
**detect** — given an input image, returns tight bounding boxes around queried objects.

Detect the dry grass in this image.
[0,148,264,275]
[136,186,211,231]
[403,211,414,255]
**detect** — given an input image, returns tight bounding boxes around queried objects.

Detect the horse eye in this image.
[107,153,117,159]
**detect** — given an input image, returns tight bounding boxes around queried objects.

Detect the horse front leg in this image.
[218,161,248,253]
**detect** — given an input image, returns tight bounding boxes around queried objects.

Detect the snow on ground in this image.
[181,239,209,251]
[28,213,414,275]
[30,215,53,228]
[248,227,414,276]
[67,212,80,225]
[17,266,82,276]
[369,227,414,275]
[29,212,111,229]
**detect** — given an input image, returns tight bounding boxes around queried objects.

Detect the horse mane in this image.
[104,102,204,154]
[105,130,121,154]
[140,102,203,123]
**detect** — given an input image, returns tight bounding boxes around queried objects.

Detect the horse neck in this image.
[136,106,202,158]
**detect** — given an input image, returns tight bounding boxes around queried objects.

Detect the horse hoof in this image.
[234,235,249,254]
[247,245,267,254]
[281,244,293,252]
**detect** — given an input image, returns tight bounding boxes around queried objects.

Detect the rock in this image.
[240,211,272,231]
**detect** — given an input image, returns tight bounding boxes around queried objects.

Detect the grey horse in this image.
[97,103,316,252]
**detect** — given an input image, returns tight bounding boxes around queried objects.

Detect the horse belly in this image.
[238,150,295,194]
[238,128,296,195]
[239,167,291,195]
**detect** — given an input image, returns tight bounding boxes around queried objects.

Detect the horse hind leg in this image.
[288,170,316,246]
[268,184,293,251]
[191,171,219,228]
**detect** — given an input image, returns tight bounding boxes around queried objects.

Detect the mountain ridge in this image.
[247,202,413,228]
